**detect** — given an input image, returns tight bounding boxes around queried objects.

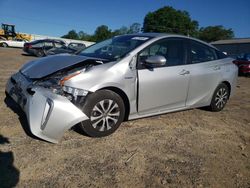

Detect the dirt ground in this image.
[0,48,249,188]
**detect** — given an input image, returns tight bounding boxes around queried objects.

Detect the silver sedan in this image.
[6,33,238,143]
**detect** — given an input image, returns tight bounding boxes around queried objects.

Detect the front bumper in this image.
[6,72,89,143]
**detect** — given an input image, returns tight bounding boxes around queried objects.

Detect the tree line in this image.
[62,6,234,43]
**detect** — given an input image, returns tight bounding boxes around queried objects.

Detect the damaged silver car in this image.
[6,33,238,143]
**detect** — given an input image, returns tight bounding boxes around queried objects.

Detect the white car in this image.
[0,39,27,48]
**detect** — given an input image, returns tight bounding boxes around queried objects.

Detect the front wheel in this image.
[209,83,229,112]
[79,90,125,137]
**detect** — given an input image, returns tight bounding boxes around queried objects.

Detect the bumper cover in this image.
[6,73,89,143]
[239,65,250,74]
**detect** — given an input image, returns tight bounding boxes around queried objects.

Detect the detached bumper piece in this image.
[6,73,89,143]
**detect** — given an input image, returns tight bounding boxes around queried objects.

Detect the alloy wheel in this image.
[214,87,228,109]
[90,99,120,132]
[2,43,8,47]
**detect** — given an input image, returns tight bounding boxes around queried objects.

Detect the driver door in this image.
[137,38,190,115]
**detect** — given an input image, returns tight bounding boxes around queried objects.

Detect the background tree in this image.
[61,7,235,43]
[128,23,141,34]
[78,31,95,41]
[61,30,79,40]
[112,23,141,36]
[142,6,199,36]
[198,25,234,42]
[93,25,112,42]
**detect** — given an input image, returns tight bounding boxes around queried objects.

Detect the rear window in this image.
[190,41,217,63]
[30,40,40,44]
[30,41,43,47]
[216,50,228,59]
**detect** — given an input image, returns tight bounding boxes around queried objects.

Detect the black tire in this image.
[79,90,125,137]
[209,83,229,112]
[1,43,8,48]
[35,50,45,57]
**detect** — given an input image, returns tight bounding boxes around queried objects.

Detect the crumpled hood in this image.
[20,54,99,79]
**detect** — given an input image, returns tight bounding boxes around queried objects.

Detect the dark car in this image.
[233,53,250,76]
[23,39,67,57]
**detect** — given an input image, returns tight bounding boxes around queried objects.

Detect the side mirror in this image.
[145,55,166,66]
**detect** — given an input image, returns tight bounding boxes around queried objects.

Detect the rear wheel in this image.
[1,43,8,48]
[79,90,125,137]
[36,50,45,57]
[209,83,229,112]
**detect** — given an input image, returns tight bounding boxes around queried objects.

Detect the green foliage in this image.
[198,25,234,42]
[128,23,141,34]
[61,7,235,43]
[111,23,141,37]
[111,26,129,37]
[78,31,92,41]
[93,25,112,42]
[142,6,199,36]
[61,23,141,42]
[61,30,79,40]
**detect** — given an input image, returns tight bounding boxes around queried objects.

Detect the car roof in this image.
[31,39,65,43]
[123,33,217,49]
[27,39,66,44]
[69,42,85,45]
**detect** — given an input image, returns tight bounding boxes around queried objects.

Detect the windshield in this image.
[78,35,152,61]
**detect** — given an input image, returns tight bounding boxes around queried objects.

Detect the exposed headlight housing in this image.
[62,86,88,100]
[59,71,81,86]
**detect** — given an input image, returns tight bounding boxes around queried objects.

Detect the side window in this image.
[32,42,43,48]
[44,42,53,49]
[216,50,227,59]
[54,42,64,48]
[138,38,186,68]
[190,41,217,63]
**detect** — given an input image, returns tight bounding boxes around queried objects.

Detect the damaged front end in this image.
[6,56,104,143]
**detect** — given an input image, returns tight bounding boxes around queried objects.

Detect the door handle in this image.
[213,65,221,70]
[179,69,190,75]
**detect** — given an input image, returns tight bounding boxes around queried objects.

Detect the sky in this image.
[0,0,249,38]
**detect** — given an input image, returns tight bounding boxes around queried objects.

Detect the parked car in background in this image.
[0,38,27,48]
[46,45,78,56]
[233,53,250,76]
[23,39,67,57]
[68,42,86,51]
[6,33,238,143]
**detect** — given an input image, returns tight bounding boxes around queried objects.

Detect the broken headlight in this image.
[34,79,62,94]
[63,86,88,98]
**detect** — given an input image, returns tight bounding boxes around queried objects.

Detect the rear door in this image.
[137,38,190,115]
[44,41,54,51]
[185,40,222,107]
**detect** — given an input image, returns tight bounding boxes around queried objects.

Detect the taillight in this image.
[232,60,238,65]
[25,44,32,48]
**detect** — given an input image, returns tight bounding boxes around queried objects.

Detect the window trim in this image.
[136,37,188,70]
[187,39,218,64]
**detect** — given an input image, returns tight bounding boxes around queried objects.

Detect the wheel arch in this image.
[1,42,8,47]
[99,86,130,121]
[221,81,231,98]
